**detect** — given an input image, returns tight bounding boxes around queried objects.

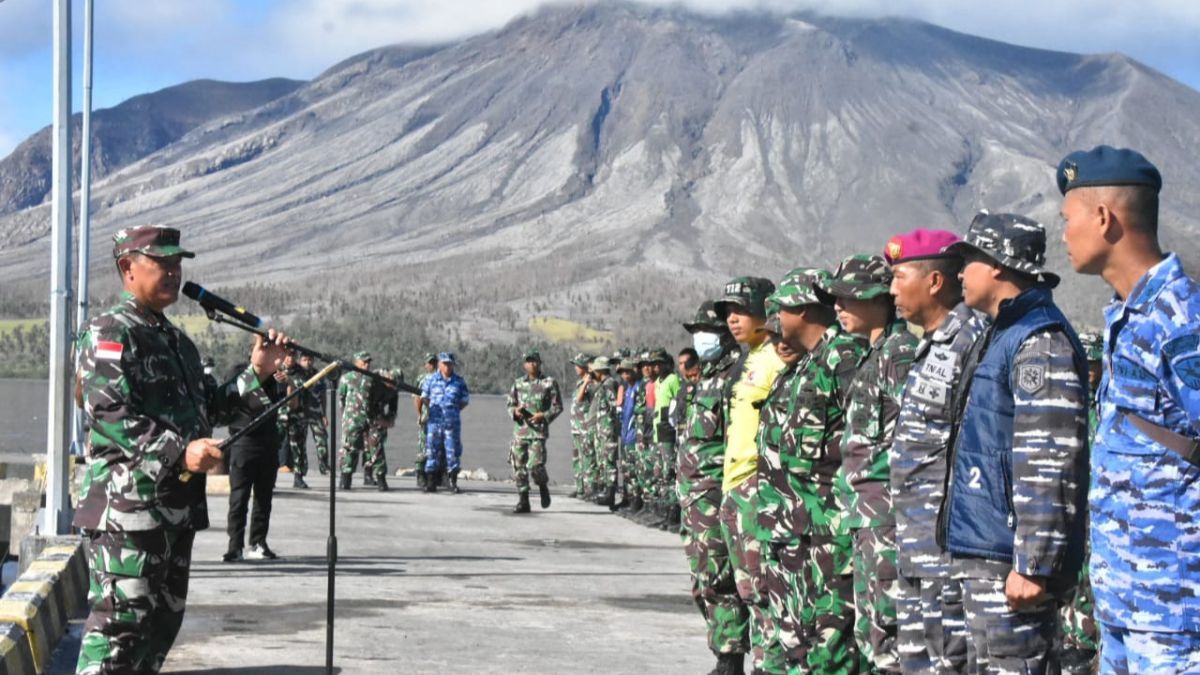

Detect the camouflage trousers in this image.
[339,422,370,476]
[795,533,862,674]
[851,525,900,673]
[621,441,643,498]
[1100,624,1200,675]
[424,422,463,474]
[309,416,329,473]
[286,419,308,477]
[1058,547,1098,671]
[655,440,677,502]
[77,528,195,675]
[960,576,1057,675]
[682,488,750,656]
[762,540,801,675]
[511,436,549,494]
[718,478,773,671]
[414,417,428,471]
[363,422,390,480]
[571,432,587,496]
[590,436,619,492]
[895,575,970,674]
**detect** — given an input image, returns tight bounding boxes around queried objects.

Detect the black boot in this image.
[512,492,531,514]
[613,489,630,511]
[293,474,309,489]
[538,482,551,509]
[606,484,621,512]
[338,473,352,490]
[416,469,427,489]
[376,475,389,492]
[662,503,681,531]
[628,495,644,515]
[317,462,329,476]
[449,469,461,494]
[707,652,744,675]
[424,475,439,493]
[363,473,376,487]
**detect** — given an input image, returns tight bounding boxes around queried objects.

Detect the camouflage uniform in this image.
[677,300,749,667]
[569,353,593,497]
[338,358,374,479]
[587,359,621,496]
[941,214,1090,675]
[506,355,564,495]
[821,256,918,673]
[650,350,683,519]
[756,269,868,674]
[890,301,985,675]
[363,369,401,483]
[75,227,247,674]
[294,361,330,474]
[413,355,436,478]
[280,367,309,477]
[421,354,470,479]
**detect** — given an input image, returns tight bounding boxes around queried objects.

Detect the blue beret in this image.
[1056,145,1161,195]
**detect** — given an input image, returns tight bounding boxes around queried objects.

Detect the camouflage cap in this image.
[818,255,893,301]
[617,358,640,372]
[353,350,372,362]
[763,313,783,336]
[423,352,437,364]
[523,349,541,362]
[767,267,831,310]
[570,352,593,367]
[438,351,456,364]
[589,356,612,372]
[1079,331,1103,361]
[714,276,775,318]
[683,300,726,333]
[944,211,1061,289]
[650,347,672,364]
[112,225,195,260]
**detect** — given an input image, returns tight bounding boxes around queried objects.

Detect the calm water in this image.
[0,379,577,484]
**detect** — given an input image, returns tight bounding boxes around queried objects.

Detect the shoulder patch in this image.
[1016,363,1046,395]
[95,341,124,361]
[1173,355,1200,390]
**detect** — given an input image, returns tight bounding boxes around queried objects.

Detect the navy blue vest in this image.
[942,287,1087,572]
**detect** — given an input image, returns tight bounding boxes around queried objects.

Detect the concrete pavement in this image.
[158,476,712,674]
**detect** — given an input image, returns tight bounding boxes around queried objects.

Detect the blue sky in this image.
[1,0,1198,159]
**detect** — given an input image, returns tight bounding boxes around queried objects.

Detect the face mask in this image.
[693,332,724,362]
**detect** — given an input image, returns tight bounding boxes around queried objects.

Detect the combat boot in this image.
[512,492,531,514]
[317,462,329,476]
[293,474,309,489]
[595,486,614,507]
[338,473,352,490]
[606,485,622,513]
[376,475,389,492]
[538,482,551,509]
[707,652,744,675]
[363,473,376,487]
[628,495,645,515]
[449,470,462,494]
[664,503,681,532]
[416,469,427,489]
[424,476,438,493]
[613,488,630,511]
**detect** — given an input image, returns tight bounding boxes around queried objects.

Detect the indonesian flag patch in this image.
[95,341,124,361]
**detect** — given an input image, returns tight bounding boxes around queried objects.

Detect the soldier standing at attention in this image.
[419,352,470,494]
[821,255,918,673]
[757,269,867,674]
[886,228,980,674]
[588,356,621,506]
[412,353,437,488]
[678,300,748,675]
[615,357,646,513]
[940,212,1089,674]
[568,353,593,499]
[75,225,289,674]
[337,351,375,490]
[363,368,400,492]
[651,348,683,530]
[296,352,330,476]
[506,349,563,513]
[1057,146,1200,673]
[279,353,310,489]
[714,276,785,674]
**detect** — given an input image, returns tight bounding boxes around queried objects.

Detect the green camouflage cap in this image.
[353,350,372,362]
[112,224,195,260]
[570,352,592,367]
[423,352,437,364]
[767,267,831,310]
[617,358,640,372]
[945,211,1061,288]
[818,254,893,300]
[764,313,783,336]
[523,349,541,362]
[1079,331,1103,361]
[714,276,775,318]
[650,347,671,364]
[589,356,612,371]
[683,300,726,333]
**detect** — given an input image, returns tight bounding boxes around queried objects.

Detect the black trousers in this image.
[227,448,278,551]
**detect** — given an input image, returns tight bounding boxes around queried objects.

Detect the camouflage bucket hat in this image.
[112,224,195,260]
[683,300,726,333]
[589,356,612,372]
[617,358,640,372]
[1079,331,1103,361]
[714,276,775,318]
[944,211,1061,289]
[818,255,893,301]
[570,352,593,367]
[768,267,831,310]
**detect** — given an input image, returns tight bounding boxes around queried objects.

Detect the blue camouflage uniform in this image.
[1092,253,1200,672]
[422,360,470,476]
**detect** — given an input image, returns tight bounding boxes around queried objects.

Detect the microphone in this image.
[182,281,264,328]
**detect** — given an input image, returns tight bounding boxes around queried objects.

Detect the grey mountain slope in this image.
[0,78,303,217]
[0,2,1197,337]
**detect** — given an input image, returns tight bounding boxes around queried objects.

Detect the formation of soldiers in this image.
[567,145,1200,675]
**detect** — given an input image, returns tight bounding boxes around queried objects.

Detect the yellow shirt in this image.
[722,341,786,491]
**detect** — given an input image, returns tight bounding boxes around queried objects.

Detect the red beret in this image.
[884,228,961,265]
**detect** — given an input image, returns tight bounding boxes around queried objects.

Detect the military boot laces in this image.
[538,483,551,509]
[513,492,531,514]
